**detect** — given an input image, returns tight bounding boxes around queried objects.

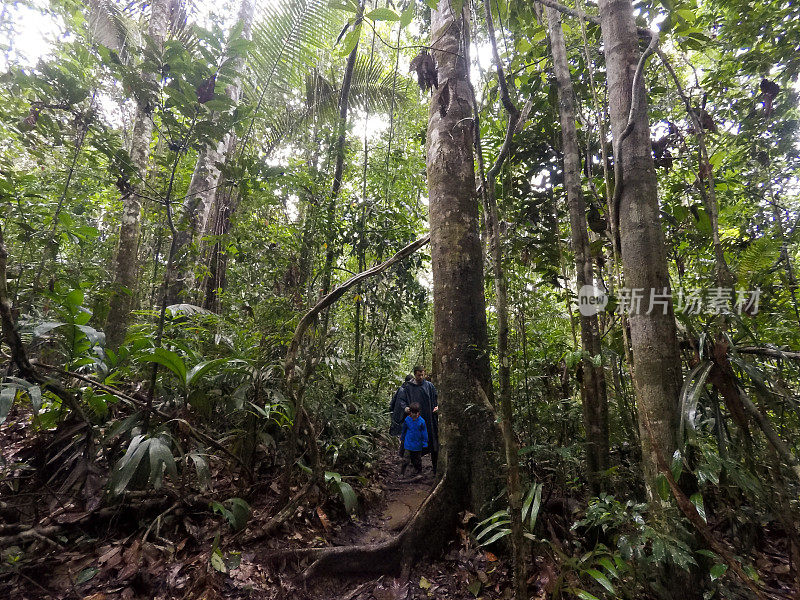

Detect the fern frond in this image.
[736,236,782,287]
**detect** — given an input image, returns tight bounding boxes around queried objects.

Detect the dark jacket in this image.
[401,415,428,452]
[389,383,410,436]
[404,380,438,452]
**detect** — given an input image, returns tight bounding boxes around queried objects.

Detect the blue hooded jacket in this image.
[401,415,428,452]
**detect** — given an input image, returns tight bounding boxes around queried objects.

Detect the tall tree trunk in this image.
[166,0,255,306]
[598,0,681,503]
[105,0,171,349]
[300,0,503,578]
[475,1,526,595]
[546,5,610,492]
[427,0,500,515]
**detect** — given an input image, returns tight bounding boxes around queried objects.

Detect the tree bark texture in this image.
[546,5,610,491]
[166,0,255,306]
[427,0,501,513]
[105,0,171,349]
[598,0,681,502]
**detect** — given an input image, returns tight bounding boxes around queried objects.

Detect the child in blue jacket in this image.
[401,402,428,476]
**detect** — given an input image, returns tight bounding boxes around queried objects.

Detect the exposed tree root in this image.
[259,473,462,582]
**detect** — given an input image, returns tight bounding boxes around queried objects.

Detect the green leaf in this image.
[419,576,431,589]
[423,0,439,9]
[656,473,670,502]
[710,563,728,581]
[690,493,706,523]
[186,358,225,389]
[400,3,414,27]
[367,7,400,21]
[75,566,98,584]
[339,23,361,55]
[65,288,85,310]
[0,387,16,425]
[32,321,67,338]
[478,527,511,546]
[110,434,148,495]
[210,548,227,572]
[585,568,615,594]
[143,348,188,383]
[335,480,358,514]
[227,497,251,531]
[597,557,618,579]
[148,437,177,488]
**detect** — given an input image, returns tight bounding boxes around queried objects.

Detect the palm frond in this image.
[261,55,411,155]
[87,0,139,61]
[244,0,345,103]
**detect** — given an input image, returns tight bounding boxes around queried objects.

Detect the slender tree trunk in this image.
[598,0,681,503]
[166,0,255,306]
[474,2,525,595]
[105,0,171,349]
[546,5,610,492]
[320,4,363,307]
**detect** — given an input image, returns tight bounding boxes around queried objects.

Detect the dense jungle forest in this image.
[1,0,800,598]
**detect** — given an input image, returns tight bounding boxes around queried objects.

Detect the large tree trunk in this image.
[427,0,501,513]
[598,0,681,502]
[299,0,502,577]
[105,0,171,349]
[166,0,255,306]
[546,5,610,492]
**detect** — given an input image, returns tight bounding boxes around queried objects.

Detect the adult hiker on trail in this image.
[389,374,413,455]
[404,365,439,473]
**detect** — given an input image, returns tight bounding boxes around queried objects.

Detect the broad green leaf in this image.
[0,387,15,425]
[585,568,615,594]
[367,7,400,21]
[400,3,414,27]
[75,566,98,584]
[710,563,728,581]
[690,493,706,523]
[656,473,670,502]
[186,358,226,389]
[110,434,148,495]
[227,497,251,531]
[336,481,358,514]
[33,321,67,338]
[210,548,227,572]
[339,23,361,56]
[143,348,188,383]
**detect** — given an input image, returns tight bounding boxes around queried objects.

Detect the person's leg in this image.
[401,449,412,475]
[398,438,405,458]
[411,450,422,474]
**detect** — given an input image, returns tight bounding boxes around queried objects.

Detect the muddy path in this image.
[332,449,435,548]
